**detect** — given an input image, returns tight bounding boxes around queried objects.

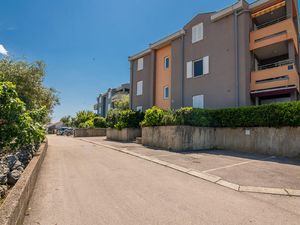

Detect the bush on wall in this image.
[141,102,300,128]
[107,109,144,130]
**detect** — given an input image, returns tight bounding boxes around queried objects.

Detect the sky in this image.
[0,0,256,122]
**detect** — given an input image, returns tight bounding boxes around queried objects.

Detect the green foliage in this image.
[60,115,73,127]
[0,82,45,153]
[113,95,129,110]
[93,117,107,128]
[140,106,167,127]
[106,109,144,130]
[0,59,59,123]
[78,119,94,128]
[141,102,300,128]
[73,111,96,128]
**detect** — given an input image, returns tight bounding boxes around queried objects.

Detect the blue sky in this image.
[0,0,256,122]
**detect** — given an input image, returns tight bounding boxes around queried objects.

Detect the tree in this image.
[0,58,59,123]
[113,95,129,110]
[60,115,73,127]
[0,82,45,153]
[73,111,96,128]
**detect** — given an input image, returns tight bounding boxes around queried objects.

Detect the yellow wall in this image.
[155,45,171,110]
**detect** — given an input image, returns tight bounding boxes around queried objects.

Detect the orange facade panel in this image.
[155,45,172,110]
[250,18,298,52]
[251,64,299,92]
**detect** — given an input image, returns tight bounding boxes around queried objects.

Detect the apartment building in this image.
[129,0,299,111]
[94,83,130,117]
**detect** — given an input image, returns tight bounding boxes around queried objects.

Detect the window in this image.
[187,56,209,78]
[163,86,169,99]
[192,95,204,108]
[164,57,170,70]
[136,81,143,96]
[137,58,144,71]
[192,23,203,43]
[136,106,143,112]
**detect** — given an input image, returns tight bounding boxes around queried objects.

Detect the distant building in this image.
[94,83,130,117]
[47,121,64,134]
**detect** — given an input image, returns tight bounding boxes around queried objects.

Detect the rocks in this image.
[7,169,22,185]
[16,145,35,166]
[0,185,8,198]
[0,145,37,199]
[0,163,9,185]
[4,155,18,170]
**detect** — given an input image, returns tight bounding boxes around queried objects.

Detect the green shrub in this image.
[0,82,45,153]
[140,102,300,128]
[140,106,167,127]
[93,117,107,128]
[78,119,94,128]
[107,109,144,130]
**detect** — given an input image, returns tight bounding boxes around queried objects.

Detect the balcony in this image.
[250,18,298,53]
[250,60,299,92]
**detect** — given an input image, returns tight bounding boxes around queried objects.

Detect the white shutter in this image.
[137,58,144,71]
[136,106,143,112]
[199,23,203,41]
[192,23,203,43]
[203,56,209,75]
[137,81,143,96]
[192,95,204,109]
[187,61,193,78]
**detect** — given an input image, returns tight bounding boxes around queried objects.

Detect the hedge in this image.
[106,109,144,130]
[141,102,300,128]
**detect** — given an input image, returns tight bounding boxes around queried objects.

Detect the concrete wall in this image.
[0,140,48,225]
[107,128,141,142]
[74,128,106,137]
[142,126,300,158]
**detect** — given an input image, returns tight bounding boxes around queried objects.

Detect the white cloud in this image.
[0,44,8,56]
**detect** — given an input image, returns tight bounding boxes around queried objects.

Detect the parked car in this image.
[56,127,69,136]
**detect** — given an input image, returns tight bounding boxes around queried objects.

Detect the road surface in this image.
[23,136,300,225]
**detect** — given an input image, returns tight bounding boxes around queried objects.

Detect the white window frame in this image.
[136,106,143,112]
[136,81,143,96]
[186,56,209,78]
[192,95,204,109]
[164,56,170,70]
[192,23,203,44]
[163,86,169,99]
[137,58,144,71]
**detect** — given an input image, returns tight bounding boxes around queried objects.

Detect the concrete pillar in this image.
[255,97,260,105]
[291,90,298,101]
[288,41,296,62]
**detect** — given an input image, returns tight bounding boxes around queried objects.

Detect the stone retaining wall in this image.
[0,140,48,225]
[142,126,300,158]
[106,128,141,142]
[74,128,106,137]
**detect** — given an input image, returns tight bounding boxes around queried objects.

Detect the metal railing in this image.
[257,59,294,71]
[256,15,288,30]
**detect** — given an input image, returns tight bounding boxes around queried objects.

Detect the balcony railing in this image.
[257,59,294,71]
[256,15,288,30]
[251,62,299,92]
[250,18,299,52]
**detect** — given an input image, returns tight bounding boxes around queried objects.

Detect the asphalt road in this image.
[23,136,300,225]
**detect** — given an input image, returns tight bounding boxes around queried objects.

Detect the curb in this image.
[0,140,48,225]
[80,138,300,197]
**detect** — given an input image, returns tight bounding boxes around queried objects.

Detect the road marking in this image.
[78,139,300,197]
[202,156,276,173]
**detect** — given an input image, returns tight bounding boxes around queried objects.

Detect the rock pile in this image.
[0,145,38,199]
